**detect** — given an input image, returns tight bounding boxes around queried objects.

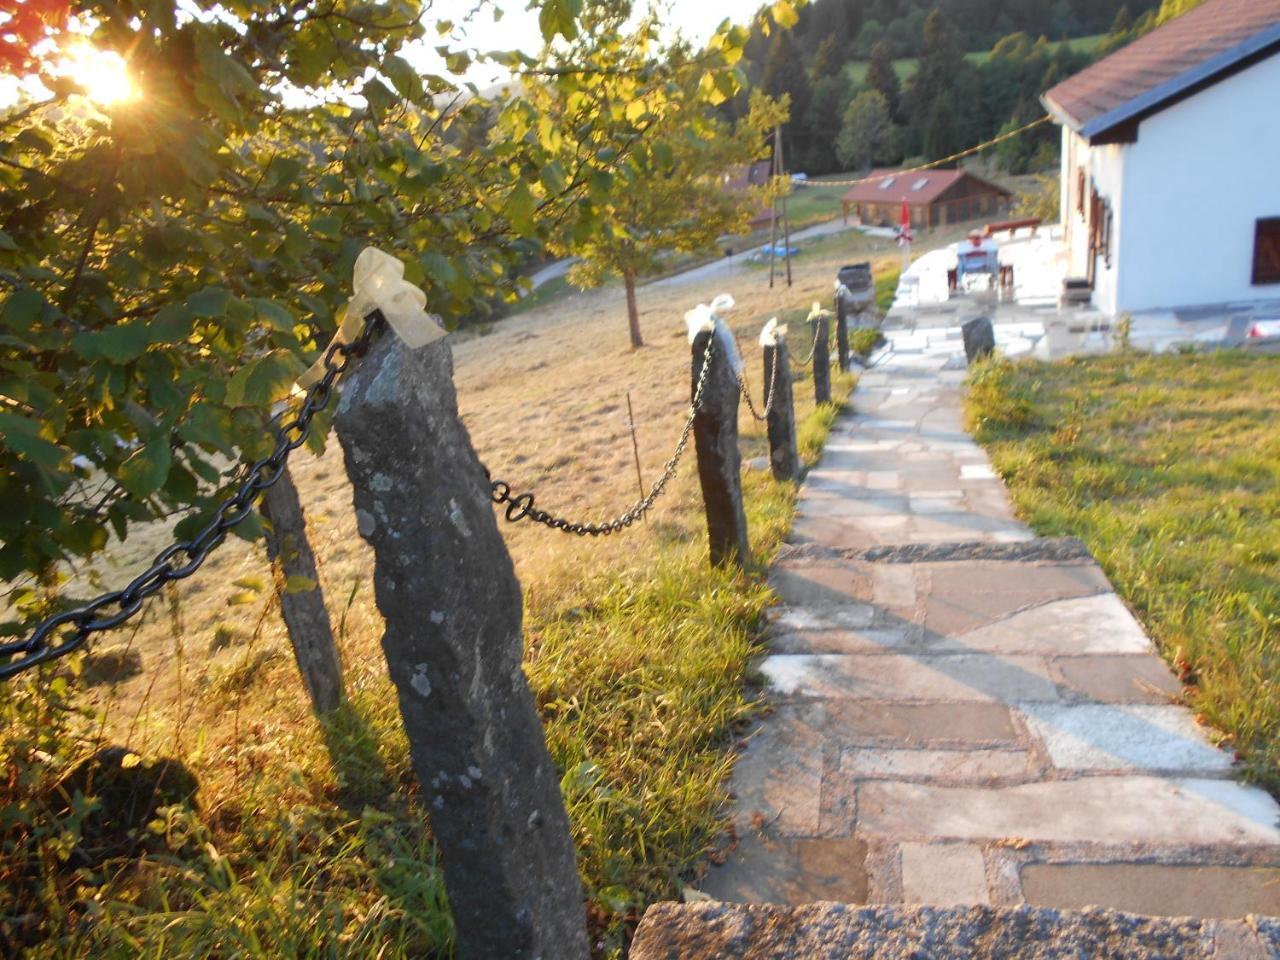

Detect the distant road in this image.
[646,218,865,290]
[526,216,870,296]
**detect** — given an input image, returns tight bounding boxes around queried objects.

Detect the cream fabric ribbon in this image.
[758,317,788,347]
[683,293,742,375]
[807,301,832,321]
[298,247,447,388]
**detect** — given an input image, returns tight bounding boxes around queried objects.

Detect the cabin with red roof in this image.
[1044,0,1280,315]
[840,169,1012,231]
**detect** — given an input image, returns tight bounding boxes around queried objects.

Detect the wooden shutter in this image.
[1254,218,1280,285]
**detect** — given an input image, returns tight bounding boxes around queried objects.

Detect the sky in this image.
[408,0,759,87]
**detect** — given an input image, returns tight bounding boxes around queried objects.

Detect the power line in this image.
[794,115,1053,189]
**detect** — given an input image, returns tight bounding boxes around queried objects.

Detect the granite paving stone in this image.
[697,316,1280,922]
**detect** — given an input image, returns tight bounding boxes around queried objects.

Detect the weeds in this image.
[966,350,1280,794]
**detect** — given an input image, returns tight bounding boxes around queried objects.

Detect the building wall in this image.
[1119,52,1280,312]
[1061,126,1126,314]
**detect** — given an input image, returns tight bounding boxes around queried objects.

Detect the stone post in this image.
[835,295,851,373]
[762,337,800,483]
[691,327,749,567]
[333,333,588,960]
[962,316,996,364]
[812,315,831,406]
[261,463,344,714]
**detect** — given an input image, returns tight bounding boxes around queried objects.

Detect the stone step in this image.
[631,902,1278,959]
[858,777,1280,847]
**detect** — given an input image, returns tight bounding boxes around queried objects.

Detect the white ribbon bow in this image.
[758,317,788,347]
[682,292,742,375]
[298,247,447,388]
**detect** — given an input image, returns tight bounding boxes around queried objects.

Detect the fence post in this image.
[834,294,851,372]
[760,322,800,483]
[261,463,344,714]
[811,313,831,406]
[691,324,749,567]
[333,332,588,960]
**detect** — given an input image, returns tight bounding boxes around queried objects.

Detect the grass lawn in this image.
[965,351,1280,794]
[843,33,1105,85]
[4,229,883,957]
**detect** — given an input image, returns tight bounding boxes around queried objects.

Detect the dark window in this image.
[1254,218,1280,285]
[1076,168,1085,216]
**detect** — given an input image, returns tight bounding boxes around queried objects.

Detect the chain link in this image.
[487,336,716,536]
[0,311,386,680]
[738,340,779,423]
[798,319,824,366]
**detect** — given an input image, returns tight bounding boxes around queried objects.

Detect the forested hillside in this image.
[729,0,1159,175]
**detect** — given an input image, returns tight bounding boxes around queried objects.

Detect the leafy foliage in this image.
[0,0,618,589]
[517,2,795,347]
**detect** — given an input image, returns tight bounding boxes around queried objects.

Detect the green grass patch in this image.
[964,351,1280,793]
[874,262,901,312]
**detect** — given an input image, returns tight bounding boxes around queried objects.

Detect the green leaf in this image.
[252,299,296,334]
[118,441,172,498]
[0,412,66,472]
[284,574,318,593]
[72,323,152,364]
[383,55,425,100]
[506,180,536,233]
[225,350,305,408]
[188,287,232,319]
[1,288,44,329]
[0,230,16,251]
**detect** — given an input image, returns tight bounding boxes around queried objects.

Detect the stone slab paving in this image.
[701,321,1280,923]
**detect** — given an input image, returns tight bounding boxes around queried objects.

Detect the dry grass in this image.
[7,222,911,957]
[59,226,900,757]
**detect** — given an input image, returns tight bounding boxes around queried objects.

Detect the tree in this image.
[804,74,853,173]
[522,5,791,349]
[836,89,901,171]
[904,9,974,159]
[0,0,591,642]
[762,29,811,126]
[865,39,901,119]
[810,35,844,84]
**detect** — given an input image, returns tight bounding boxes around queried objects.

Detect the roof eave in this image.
[1079,23,1280,142]
[1041,94,1083,134]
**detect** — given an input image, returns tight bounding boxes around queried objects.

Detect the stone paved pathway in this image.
[701,320,1280,928]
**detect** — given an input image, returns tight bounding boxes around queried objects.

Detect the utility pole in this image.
[776,125,793,288]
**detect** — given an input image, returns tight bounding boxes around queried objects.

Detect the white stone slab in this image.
[960,464,997,480]
[954,594,1153,655]
[1019,703,1235,773]
[858,777,1280,846]
[840,747,1032,782]
[770,606,876,631]
[900,843,990,906]
[758,653,1060,702]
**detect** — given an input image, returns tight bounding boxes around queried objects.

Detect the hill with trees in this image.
[730,0,1159,175]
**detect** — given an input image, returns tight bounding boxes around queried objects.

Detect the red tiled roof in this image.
[1044,0,1280,136]
[841,168,1008,206]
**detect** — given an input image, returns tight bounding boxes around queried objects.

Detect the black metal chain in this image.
[0,311,386,680]
[487,335,716,536]
[798,317,825,365]
[738,340,779,422]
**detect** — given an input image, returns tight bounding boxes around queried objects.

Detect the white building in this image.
[1043,0,1280,316]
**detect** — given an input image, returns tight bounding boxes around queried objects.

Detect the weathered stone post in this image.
[962,315,996,364]
[834,295,851,372]
[811,314,832,406]
[261,463,344,714]
[760,321,800,483]
[333,333,588,960]
[691,324,750,567]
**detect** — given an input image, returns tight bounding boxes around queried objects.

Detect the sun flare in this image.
[59,43,135,105]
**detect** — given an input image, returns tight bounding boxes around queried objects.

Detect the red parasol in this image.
[898,196,913,246]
